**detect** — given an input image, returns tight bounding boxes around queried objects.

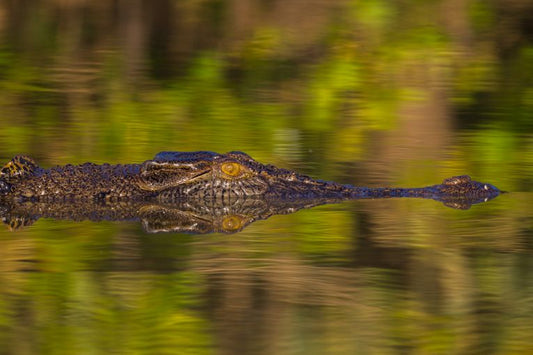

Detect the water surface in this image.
[0,1,532,354]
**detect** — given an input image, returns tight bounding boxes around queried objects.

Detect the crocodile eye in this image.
[221,215,244,232]
[221,162,242,177]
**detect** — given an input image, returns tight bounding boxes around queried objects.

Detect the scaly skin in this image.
[0,151,502,232]
[0,151,500,207]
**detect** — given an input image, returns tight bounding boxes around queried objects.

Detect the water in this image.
[0,1,532,354]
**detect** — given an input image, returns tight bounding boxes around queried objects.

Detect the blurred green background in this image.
[0,0,532,354]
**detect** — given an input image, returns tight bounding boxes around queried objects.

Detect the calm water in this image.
[0,1,532,354]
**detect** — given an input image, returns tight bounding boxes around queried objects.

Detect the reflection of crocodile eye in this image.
[221,162,242,177]
[222,215,243,231]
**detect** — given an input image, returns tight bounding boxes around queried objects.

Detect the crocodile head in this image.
[137,151,329,200]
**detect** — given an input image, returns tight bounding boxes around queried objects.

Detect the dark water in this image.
[0,1,532,354]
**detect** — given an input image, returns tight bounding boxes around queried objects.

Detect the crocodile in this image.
[0,151,500,206]
[0,151,501,233]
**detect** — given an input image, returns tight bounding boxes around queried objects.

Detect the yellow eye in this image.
[221,215,244,232]
[221,162,243,177]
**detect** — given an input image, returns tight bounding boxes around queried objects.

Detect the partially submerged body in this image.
[0,151,502,232]
[0,151,501,205]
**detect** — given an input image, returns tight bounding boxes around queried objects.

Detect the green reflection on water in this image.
[0,0,532,353]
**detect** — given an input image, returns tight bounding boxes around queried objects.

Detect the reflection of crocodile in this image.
[0,197,359,234]
[0,151,501,233]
